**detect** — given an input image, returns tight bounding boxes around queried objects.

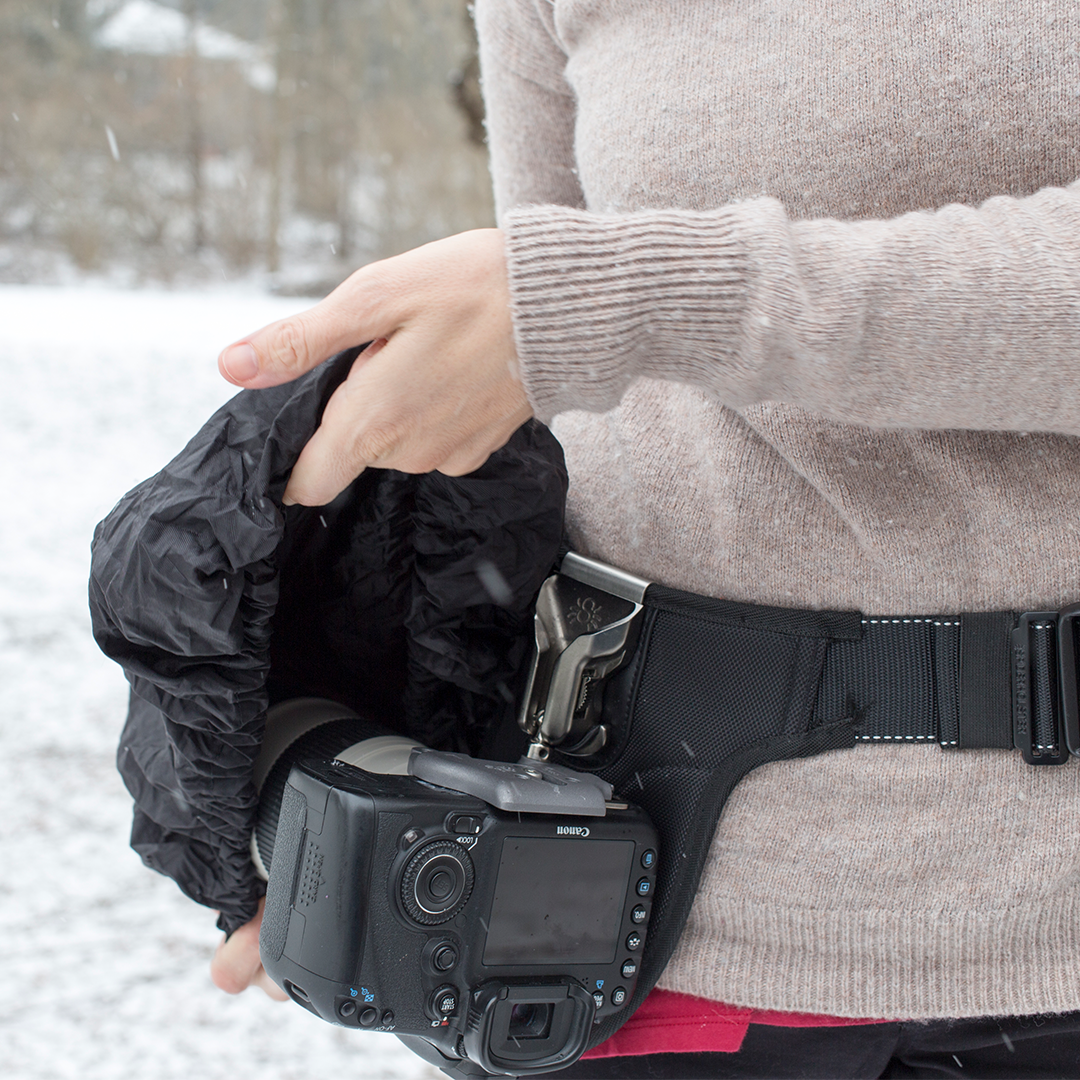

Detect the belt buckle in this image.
[1012,609,1074,765]
[1057,603,1080,757]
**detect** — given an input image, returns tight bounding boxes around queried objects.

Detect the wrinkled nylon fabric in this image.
[89,349,567,934]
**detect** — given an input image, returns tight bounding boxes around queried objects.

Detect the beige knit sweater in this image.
[476,0,1080,1020]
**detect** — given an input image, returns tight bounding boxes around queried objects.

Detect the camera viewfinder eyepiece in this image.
[464,981,595,1074]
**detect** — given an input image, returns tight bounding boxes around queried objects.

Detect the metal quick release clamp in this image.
[407,553,654,818]
[519,553,651,760]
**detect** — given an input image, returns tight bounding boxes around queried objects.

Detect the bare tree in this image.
[0,0,493,285]
[183,0,205,251]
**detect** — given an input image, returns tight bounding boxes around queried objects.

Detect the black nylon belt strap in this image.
[562,582,1080,1055]
[959,612,1015,749]
[813,608,1074,762]
[814,610,1018,751]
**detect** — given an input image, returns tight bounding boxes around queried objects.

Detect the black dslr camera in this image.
[253,706,657,1077]
[254,555,659,1078]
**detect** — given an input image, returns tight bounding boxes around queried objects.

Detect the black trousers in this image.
[540,1012,1080,1079]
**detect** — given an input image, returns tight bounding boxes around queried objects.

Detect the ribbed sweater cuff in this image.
[503,205,749,421]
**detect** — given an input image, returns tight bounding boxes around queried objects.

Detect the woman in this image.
[214,2,1080,1074]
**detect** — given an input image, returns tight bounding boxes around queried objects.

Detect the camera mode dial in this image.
[401,840,474,925]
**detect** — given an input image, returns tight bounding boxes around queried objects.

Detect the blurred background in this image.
[0,2,498,1077]
[0,0,493,292]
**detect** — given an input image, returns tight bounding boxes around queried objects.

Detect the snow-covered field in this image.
[0,285,437,1080]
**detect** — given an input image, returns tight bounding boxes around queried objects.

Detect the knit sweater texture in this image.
[476,0,1080,1021]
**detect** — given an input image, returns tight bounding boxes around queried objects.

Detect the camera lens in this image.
[401,841,475,924]
[508,1002,554,1041]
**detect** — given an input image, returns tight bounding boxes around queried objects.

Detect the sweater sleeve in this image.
[504,192,1080,435]
[478,4,1080,437]
[475,0,584,220]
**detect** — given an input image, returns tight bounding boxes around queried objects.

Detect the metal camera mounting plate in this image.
[408,749,614,817]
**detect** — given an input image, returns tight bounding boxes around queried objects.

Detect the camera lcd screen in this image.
[482,837,635,967]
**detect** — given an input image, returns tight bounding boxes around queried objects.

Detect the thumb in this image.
[218,292,380,389]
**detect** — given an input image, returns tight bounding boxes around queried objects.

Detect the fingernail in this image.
[361,337,388,358]
[220,343,259,383]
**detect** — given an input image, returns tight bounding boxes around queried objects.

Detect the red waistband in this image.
[583,989,887,1059]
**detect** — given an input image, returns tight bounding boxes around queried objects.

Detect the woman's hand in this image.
[217,228,532,507]
[210,896,288,1000]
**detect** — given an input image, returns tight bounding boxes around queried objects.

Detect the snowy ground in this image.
[0,285,438,1080]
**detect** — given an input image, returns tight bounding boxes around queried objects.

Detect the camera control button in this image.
[620,959,638,979]
[611,987,628,1007]
[635,877,652,897]
[641,849,656,870]
[402,841,475,924]
[381,1010,394,1027]
[626,932,642,951]
[591,991,605,1010]
[428,870,455,899]
[430,986,459,1017]
[449,814,483,835]
[433,943,458,972]
[359,1007,378,1027]
[631,904,648,924]
[338,999,357,1019]
[427,989,457,1019]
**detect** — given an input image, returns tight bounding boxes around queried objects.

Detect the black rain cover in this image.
[89,348,567,934]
